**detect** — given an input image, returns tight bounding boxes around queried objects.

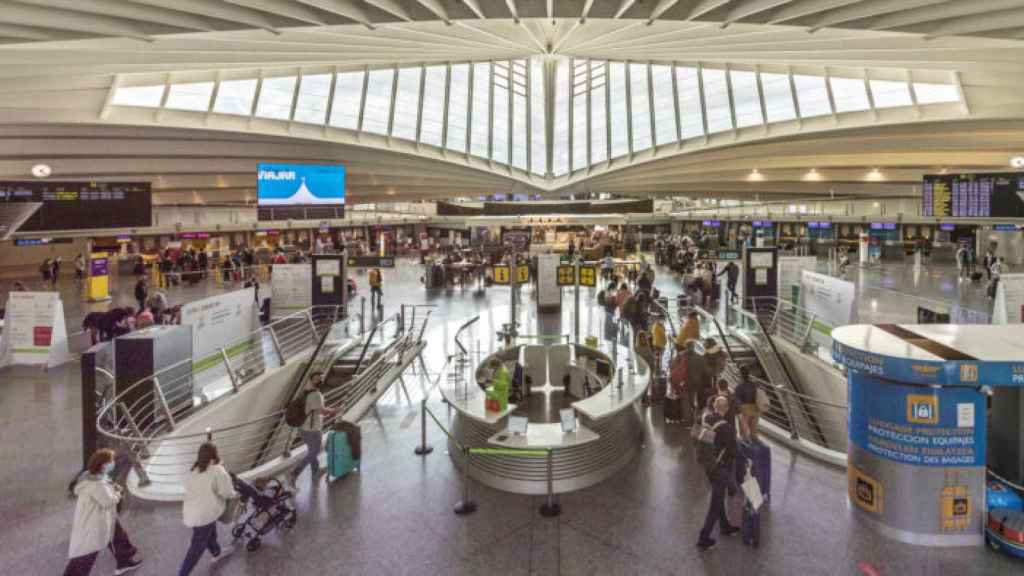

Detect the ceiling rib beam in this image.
[505,0,520,23]
[459,0,485,19]
[646,0,680,25]
[412,0,450,25]
[808,0,949,33]
[0,22,57,40]
[292,0,375,28]
[767,0,862,24]
[125,0,279,33]
[16,0,220,32]
[686,0,732,21]
[724,0,795,27]
[615,0,638,19]
[923,9,1024,39]
[580,0,595,23]
[868,0,1024,31]
[361,0,413,21]
[225,0,329,26]
[0,2,154,41]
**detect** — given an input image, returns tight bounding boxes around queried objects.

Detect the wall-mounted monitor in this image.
[257,163,345,221]
[702,220,721,228]
[939,224,955,232]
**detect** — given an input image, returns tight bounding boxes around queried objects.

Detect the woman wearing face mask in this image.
[64,449,143,576]
[178,442,238,576]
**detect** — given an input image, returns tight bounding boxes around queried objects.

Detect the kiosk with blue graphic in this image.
[832,324,1024,547]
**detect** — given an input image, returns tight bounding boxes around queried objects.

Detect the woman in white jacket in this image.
[178,442,239,576]
[63,449,142,576]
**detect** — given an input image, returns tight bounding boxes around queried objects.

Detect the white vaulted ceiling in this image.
[0,1,1023,203]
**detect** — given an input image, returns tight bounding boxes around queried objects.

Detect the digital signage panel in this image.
[0,181,151,231]
[923,172,1024,218]
[257,163,345,221]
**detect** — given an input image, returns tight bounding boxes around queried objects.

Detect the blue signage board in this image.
[257,163,345,206]
[848,372,985,467]
[994,224,1018,231]
[752,220,774,228]
[702,220,721,227]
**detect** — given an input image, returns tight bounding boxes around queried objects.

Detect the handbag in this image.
[741,465,764,511]
[218,497,241,524]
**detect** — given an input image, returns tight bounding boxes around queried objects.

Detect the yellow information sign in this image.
[516,264,530,284]
[492,265,511,285]
[579,265,597,287]
[556,265,576,286]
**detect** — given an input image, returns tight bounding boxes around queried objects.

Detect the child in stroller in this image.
[230,474,297,551]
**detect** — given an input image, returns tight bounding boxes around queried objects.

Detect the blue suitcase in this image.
[742,502,760,548]
[740,439,771,506]
[327,430,359,481]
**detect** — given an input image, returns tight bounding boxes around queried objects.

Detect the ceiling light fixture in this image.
[1011,156,1024,169]
[31,163,51,179]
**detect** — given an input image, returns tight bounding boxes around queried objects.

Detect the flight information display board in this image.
[0,181,151,231]
[922,173,1024,218]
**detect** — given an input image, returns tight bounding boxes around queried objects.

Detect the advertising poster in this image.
[992,273,1024,324]
[800,270,856,334]
[270,264,312,313]
[0,291,70,368]
[257,163,345,206]
[179,288,258,371]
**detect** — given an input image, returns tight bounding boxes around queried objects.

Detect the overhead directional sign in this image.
[516,264,530,284]
[557,265,576,286]
[492,265,511,285]
[579,265,597,287]
[347,256,395,268]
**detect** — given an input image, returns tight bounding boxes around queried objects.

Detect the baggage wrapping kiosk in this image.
[832,324,1024,547]
[440,338,649,496]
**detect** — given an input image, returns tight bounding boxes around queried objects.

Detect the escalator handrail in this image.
[455,315,480,357]
[352,312,401,375]
[692,305,736,364]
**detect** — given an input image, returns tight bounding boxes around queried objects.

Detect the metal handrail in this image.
[692,305,736,363]
[454,316,480,357]
[352,313,401,375]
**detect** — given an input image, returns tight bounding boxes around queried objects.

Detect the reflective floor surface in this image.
[0,256,1016,575]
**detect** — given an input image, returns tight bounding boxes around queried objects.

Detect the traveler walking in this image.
[718,261,739,304]
[288,372,337,487]
[956,244,968,279]
[687,340,710,415]
[369,267,383,310]
[63,449,143,576]
[41,257,52,283]
[177,443,238,576]
[696,396,740,552]
[983,250,996,281]
[51,257,62,286]
[75,253,86,281]
[734,366,760,440]
[677,311,701,349]
[134,277,148,314]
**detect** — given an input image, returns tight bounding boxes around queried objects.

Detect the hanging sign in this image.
[492,265,511,285]
[556,265,576,286]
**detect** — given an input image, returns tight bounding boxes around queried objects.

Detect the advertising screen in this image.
[257,163,345,221]
[0,181,151,231]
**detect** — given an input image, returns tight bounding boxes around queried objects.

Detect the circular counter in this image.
[441,341,649,496]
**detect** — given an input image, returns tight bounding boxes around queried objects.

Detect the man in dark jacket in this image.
[134,277,148,314]
[697,396,740,551]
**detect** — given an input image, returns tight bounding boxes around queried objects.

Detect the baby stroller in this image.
[230,475,297,551]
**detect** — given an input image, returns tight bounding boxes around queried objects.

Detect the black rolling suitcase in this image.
[742,502,760,547]
[663,393,683,423]
[650,374,667,405]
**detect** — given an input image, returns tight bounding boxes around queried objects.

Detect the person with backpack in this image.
[368,267,383,310]
[734,366,760,441]
[696,396,740,552]
[287,372,336,487]
[178,443,238,576]
[63,449,143,576]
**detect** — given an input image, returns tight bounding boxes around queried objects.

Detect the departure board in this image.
[0,181,151,231]
[923,173,1024,218]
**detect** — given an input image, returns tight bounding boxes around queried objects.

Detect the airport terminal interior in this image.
[5,1,1024,575]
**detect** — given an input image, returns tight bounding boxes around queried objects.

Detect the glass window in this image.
[829,76,870,113]
[391,67,422,141]
[361,68,395,135]
[793,74,831,118]
[529,57,546,175]
[572,60,588,171]
[590,61,608,165]
[651,65,677,146]
[629,63,652,152]
[730,70,762,128]
[552,58,570,175]
[419,65,446,147]
[609,62,629,158]
[760,73,795,123]
[164,81,213,111]
[293,73,332,124]
[212,78,257,116]
[676,66,703,139]
[328,71,364,130]
[511,60,528,170]
[869,79,912,108]
[492,61,510,165]
[469,62,490,158]
[112,85,165,108]
[255,75,297,120]
[702,67,732,133]
[446,64,470,153]
[913,82,959,104]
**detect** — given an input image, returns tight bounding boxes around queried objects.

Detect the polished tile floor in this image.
[0,256,1016,575]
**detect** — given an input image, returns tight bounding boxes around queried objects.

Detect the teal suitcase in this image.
[327,430,359,480]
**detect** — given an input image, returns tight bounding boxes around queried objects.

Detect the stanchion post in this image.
[414,398,433,456]
[454,446,477,516]
[539,448,561,517]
